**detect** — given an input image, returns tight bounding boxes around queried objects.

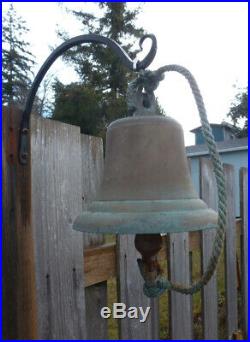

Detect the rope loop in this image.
[135,65,227,296]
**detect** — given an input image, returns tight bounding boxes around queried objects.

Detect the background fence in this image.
[3,107,248,340]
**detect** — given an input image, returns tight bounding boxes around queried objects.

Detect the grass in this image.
[104,234,242,340]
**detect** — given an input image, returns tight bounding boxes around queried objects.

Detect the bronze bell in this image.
[73,114,218,234]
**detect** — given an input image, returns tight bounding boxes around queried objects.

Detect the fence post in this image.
[224,164,238,338]
[167,157,193,340]
[240,167,248,339]
[117,235,159,339]
[81,134,108,339]
[200,158,218,339]
[30,115,87,339]
[2,107,38,339]
[168,233,193,340]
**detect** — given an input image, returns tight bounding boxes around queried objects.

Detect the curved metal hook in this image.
[19,33,157,164]
[137,34,157,70]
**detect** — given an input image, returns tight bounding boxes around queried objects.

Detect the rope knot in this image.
[136,69,165,93]
[127,69,164,116]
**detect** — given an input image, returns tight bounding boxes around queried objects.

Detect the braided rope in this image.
[136,65,227,296]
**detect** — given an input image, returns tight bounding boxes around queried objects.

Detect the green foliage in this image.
[58,3,143,94]
[227,87,248,137]
[52,81,104,136]
[2,4,35,107]
[53,3,165,135]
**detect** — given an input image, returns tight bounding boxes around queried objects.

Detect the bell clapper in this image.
[135,234,163,282]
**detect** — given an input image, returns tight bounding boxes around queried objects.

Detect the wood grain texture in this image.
[224,164,238,338]
[200,158,218,340]
[80,134,108,339]
[117,235,159,340]
[84,243,116,287]
[168,233,193,340]
[85,281,108,339]
[240,167,248,339]
[2,107,38,339]
[31,116,86,339]
[81,134,104,248]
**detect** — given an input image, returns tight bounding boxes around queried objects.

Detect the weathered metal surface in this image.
[30,116,86,339]
[117,235,159,339]
[73,115,218,234]
[74,207,217,234]
[168,233,193,339]
[224,164,238,338]
[99,116,198,201]
[200,158,218,339]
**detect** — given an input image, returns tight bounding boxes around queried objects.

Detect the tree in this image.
[227,87,248,137]
[36,72,55,117]
[57,3,144,95]
[53,81,105,136]
[2,4,35,108]
[52,3,164,136]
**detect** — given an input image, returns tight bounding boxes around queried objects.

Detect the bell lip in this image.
[88,198,209,212]
[73,208,218,234]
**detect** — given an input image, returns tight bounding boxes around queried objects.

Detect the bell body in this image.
[73,115,217,234]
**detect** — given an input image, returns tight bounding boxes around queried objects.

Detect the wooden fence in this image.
[3,107,248,340]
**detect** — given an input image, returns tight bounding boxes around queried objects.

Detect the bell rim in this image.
[88,198,210,213]
[73,207,218,234]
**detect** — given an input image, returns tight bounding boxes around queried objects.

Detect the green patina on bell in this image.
[73,114,218,234]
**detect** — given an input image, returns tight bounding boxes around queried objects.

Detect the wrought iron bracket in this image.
[18,33,157,164]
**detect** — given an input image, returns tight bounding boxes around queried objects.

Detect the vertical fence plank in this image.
[224,164,238,338]
[117,235,159,340]
[31,116,86,339]
[168,233,193,340]
[240,167,248,339]
[200,158,218,339]
[81,134,108,339]
[2,107,38,339]
[81,135,104,248]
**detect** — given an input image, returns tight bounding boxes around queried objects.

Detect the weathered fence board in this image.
[224,164,238,338]
[83,223,241,288]
[81,134,104,248]
[2,107,38,339]
[168,233,193,340]
[31,116,86,339]
[117,235,159,339]
[200,158,218,339]
[84,243,116,287]
[240,167,248,339]
[80,134,108,339]
[3,109,248,340]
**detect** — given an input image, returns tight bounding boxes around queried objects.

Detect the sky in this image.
[2,2,248,145]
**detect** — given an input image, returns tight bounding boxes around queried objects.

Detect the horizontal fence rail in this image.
[83,221,242,288]
[3,108,248,340]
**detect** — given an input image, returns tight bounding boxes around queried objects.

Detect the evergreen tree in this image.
[52,3,164,136]
[227,87,248,137]
[53,81,105,136]
[58,3,143,95]
[2,4,35,107]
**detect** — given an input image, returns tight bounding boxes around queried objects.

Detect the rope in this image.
[133,65,227,296]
